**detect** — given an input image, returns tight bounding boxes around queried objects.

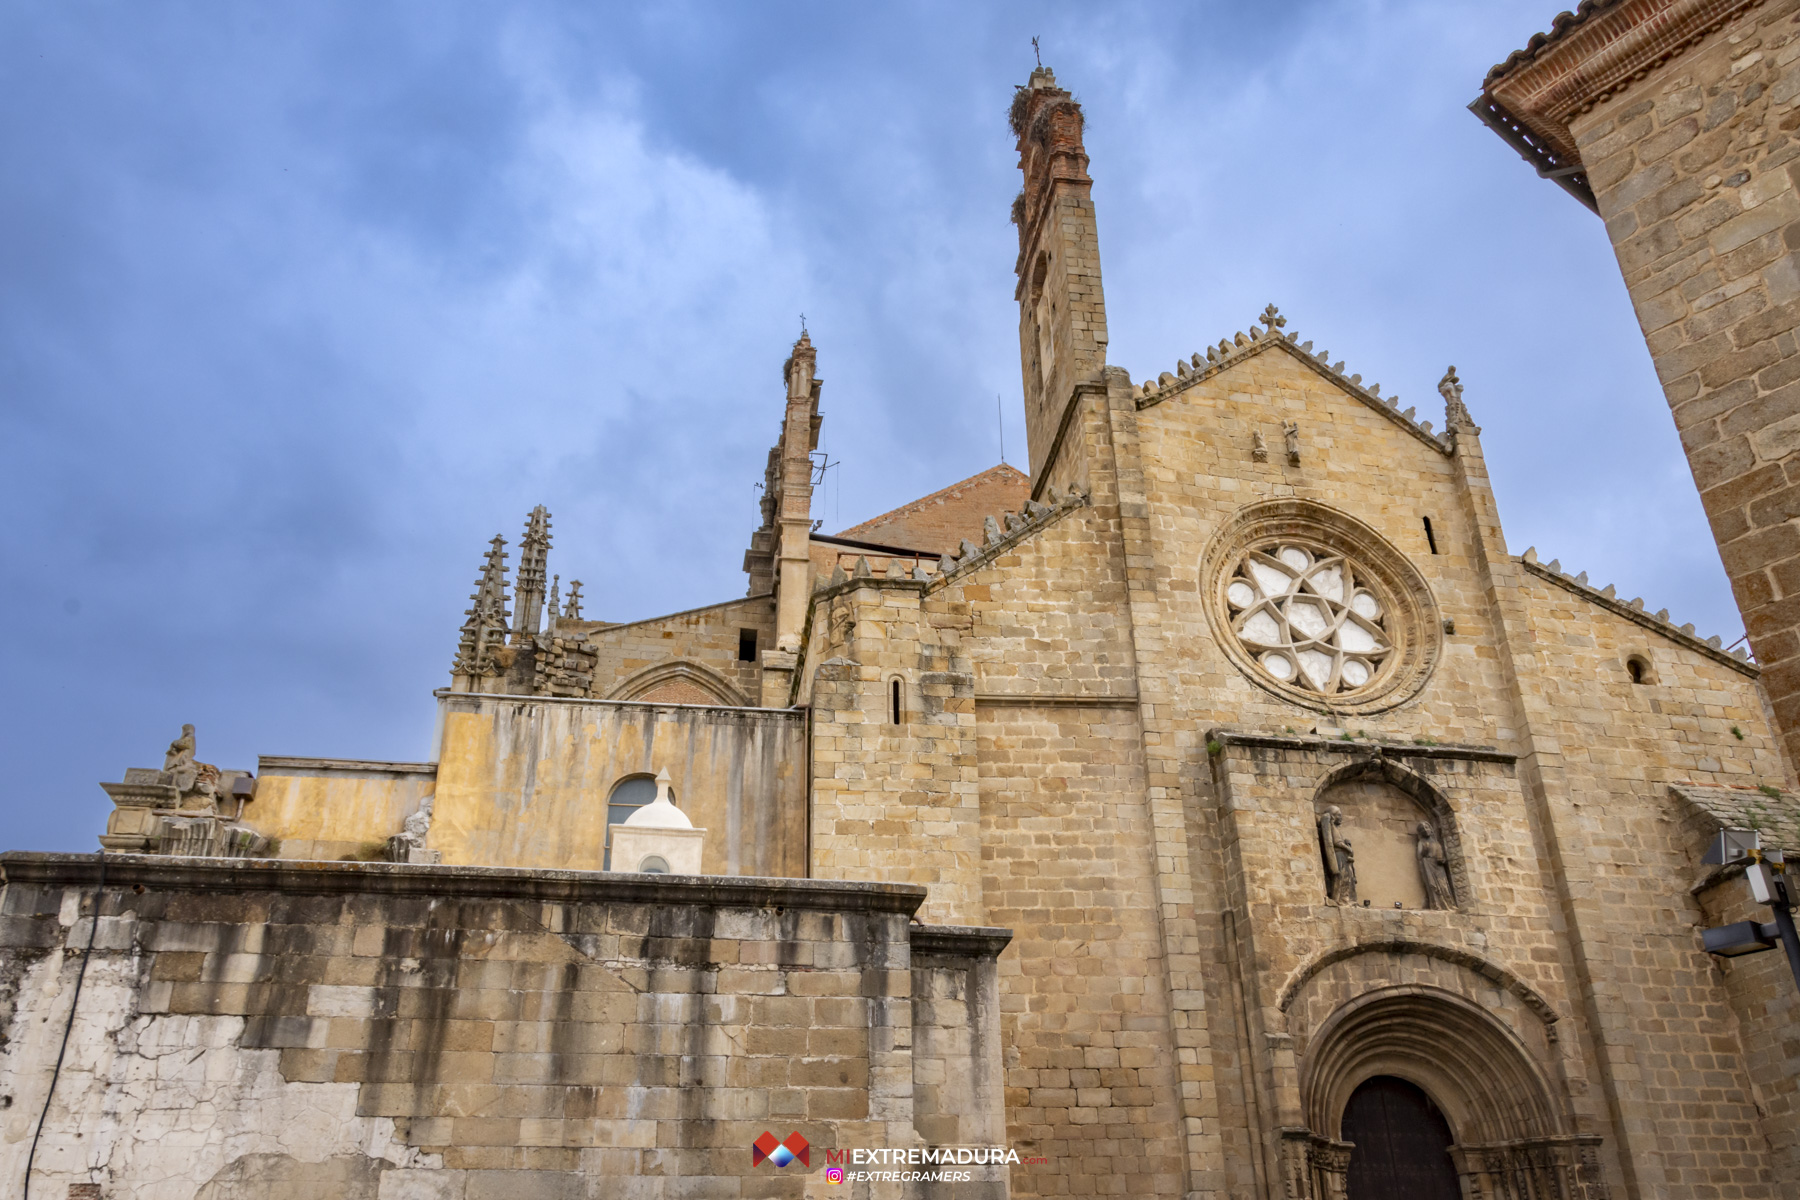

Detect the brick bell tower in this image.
[1011,67,1109,482]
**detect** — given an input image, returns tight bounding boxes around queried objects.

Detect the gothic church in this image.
[5,66,1797,1200]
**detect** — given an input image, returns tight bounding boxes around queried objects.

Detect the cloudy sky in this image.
[0,2,1730,852]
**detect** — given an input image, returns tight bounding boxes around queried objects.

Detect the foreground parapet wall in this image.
[0,854,1011,1200]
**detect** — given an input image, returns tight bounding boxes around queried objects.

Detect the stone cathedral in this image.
[5,67,1799,1200]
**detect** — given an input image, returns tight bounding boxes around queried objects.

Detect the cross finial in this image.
[799,312,807,334]
[1259,303,1287,333]
[1032,36,1041,68]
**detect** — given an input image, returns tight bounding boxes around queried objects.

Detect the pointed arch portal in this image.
[1283,986,1609,1200]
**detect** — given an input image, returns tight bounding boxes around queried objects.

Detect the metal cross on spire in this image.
[1032,37,1041,68]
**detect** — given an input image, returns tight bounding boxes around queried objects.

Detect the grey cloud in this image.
[0,1,1734,851]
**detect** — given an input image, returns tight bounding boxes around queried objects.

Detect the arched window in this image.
[603,775,658,870]
[638,855,670,874]
[1627,654,1653,684]
[890,678,904,726]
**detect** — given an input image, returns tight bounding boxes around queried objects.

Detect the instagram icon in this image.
[825,1167,846,1184]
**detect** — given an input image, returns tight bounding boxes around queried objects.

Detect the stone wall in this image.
[247,757,438,863]
[429,693,807,877]
[0,853,1011,1200]
[572,594,775,707]
[1696,861,1800,1199]
[805,579,984,929]
[1494,0,1800,773]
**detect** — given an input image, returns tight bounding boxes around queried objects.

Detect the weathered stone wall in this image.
[247,757,438,862]
[429,693,806,877]
[0,854,1011,1200]
[1562,0,1800,773]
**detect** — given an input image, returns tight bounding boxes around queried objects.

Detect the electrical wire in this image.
[22,851,105,1200]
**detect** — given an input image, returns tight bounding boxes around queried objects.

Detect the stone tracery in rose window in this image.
[1224,543,1392,695]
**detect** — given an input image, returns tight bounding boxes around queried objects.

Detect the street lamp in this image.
[1700,828,1800,992]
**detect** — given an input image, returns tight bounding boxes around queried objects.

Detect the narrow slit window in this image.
[890,679,903,725]
[738,628,758,662]
[1422,516,1439,555]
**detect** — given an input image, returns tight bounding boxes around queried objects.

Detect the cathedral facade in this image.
[5,67,1798,1200]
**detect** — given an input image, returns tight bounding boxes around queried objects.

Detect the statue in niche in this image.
[1318,805,1357,904]
[1415,820,1455,909]
[1283,420,1301,465]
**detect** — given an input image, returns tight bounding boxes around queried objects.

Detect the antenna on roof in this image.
[1032,36,1041,68]
[997,394,1007,465]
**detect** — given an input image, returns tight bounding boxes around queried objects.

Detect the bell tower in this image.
[1011,67,1108,481]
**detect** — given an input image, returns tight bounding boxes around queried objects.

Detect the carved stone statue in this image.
[101,725,265,856]
[164,724,196,771]
[386,795,442,864]
[1283,420,1301,465]
[1415,820,1455,909]
[1252,430,1269,462]
[1318,806,1357,904]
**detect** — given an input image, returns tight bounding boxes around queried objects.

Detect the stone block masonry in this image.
[1570,0,1800,771]
[0,853,1010,1200]
[1481,0,1800,776]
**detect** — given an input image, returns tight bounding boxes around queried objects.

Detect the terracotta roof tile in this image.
[834,464,1030,556]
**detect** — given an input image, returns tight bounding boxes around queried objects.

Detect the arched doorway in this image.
[1284,985,1609,1199]
[1342,1076,1458,1200]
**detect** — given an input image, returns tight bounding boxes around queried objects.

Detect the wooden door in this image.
[1341,1075,1460,1200]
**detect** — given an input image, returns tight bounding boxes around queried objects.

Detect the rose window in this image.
[1224,543,1392,695]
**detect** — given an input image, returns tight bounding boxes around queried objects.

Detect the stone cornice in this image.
[0,852,926,915]
[1208,728,1517,765]
[909,923,1015,959]
[973,692,1139,708]
[435,689,804,718]
[1482,0,1764,162]
[256,757,438,778]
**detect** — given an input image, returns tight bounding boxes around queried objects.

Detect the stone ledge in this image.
[972,692,1139,708]
[256,756,438,777]
[1209,728,1517,764]
[0,853,927,915]
[910,924,1015,960]
[435,689,804,719]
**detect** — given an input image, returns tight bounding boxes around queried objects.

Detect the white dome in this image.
[623,768,693,830]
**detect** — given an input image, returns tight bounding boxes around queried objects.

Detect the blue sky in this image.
[1,2,1733,851]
